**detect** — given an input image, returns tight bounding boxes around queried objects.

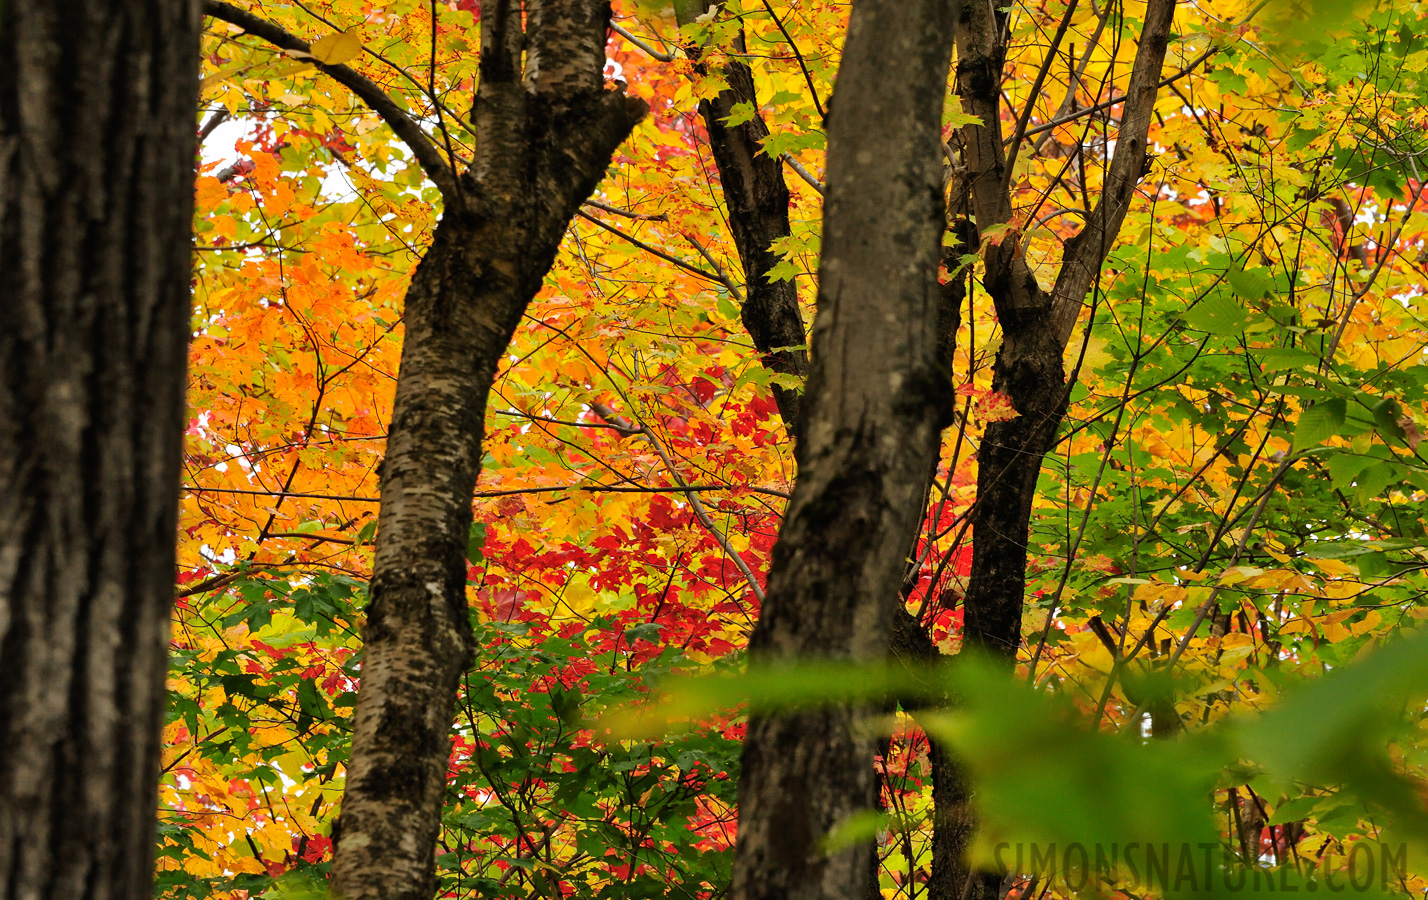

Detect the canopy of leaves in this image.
[167,0,1428,897]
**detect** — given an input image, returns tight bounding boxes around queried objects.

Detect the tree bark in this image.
[728,1,957,898]
[312,3,646,899]
[0,1,201,897]
[957,0,1177,661]
[203,3,645,896]
[675,1,810,430]
[926,2,1177,897]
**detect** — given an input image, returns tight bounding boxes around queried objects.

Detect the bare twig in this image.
[781,153,825,193]
[574,209,728,287]
[582,197,669,221]
[1001,0,1082,195]
[757,0,826,120]
[683,231,745,302]
[198,108,231,143]
[183,482,789,502]
[611,21,675,62]
[638,422,768,602]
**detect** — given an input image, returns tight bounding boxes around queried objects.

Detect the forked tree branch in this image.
[1049,0,1178,344]
[203,0,460,202]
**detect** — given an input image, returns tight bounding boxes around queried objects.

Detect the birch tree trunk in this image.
[201,2,645,895]
[0,1,201,897]
[325,4,645,898]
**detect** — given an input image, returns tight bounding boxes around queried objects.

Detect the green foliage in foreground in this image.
[626,629,1428,898]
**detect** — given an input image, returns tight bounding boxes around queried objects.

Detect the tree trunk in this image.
[0,1,201,897]
[323,3,647,898]
[675,1,810,430]
[729,0,957,897]
[926,1,1177,897]
[956,0,1177,661]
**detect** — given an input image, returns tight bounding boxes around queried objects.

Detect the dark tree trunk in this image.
[729,0,957,898]
[201,2,644,895]
[322,3,646,899]
[675,1,810,429]
[955,0,1176,661]
[923,1,1178,898]
[701,56,809,430]
[681,9,971,897]
[0,1,201,897]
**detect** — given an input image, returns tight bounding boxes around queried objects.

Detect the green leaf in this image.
[820,810,888,853]
[716,295,740,322]
[722,101,758,128]
[1356,551,1393,580]
[467,521,487,564]
[1259,347,1320,372]
[296,678,329,720]
[1372,396,1408,442]
[1183,293,1249,334]
[1227,266,1273,301]
[1327,452,1376,490]
[1268,795,1322,825]
[1353,462,1401,502]
[1238,629,1428,842]
[924,661,1224,885]
[1294,398,1347,448]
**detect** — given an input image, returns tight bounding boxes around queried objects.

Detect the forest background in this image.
[153,0,1428,896]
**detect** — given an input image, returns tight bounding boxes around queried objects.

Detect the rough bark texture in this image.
[314,3,648,898]
[957,0,1177,662]
[729,1,957,898]
[927,1,1178,897]
[675,2,809,429]
[0,0,201,897]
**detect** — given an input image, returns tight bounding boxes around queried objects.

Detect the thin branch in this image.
[1020,43,1217,145]
[1001,0,1082,196]
[203,0,460,202]
[637,423,768,602]
[1117,455,1293,732]
[1048,0,1178,344]
[183,482,790,501]
[781,153,825,193]
[611,21,675,61]
[269,531,357,545]
[582,197,668,221]
[683,231,745,302]
[757,0,826,120]
[1324,174,1428,361]
[198,108,231,143]
[574,209,728,287]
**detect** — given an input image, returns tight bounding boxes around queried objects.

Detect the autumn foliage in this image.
[165,0,1428,897]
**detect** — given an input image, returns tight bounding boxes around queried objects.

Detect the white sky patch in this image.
[200,114,367,202]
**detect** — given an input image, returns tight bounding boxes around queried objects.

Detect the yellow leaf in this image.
[1218,565,1264,586]
[1307,557,1356,577]
[1351,610,1382,636]
[309,31,363,66]
[200,61,252,92]
[269,59,316,78]
[1220,632,1255,663]
[1321,620,1351,643]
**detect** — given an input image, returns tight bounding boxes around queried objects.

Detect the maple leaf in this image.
[976,391,1019,423]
